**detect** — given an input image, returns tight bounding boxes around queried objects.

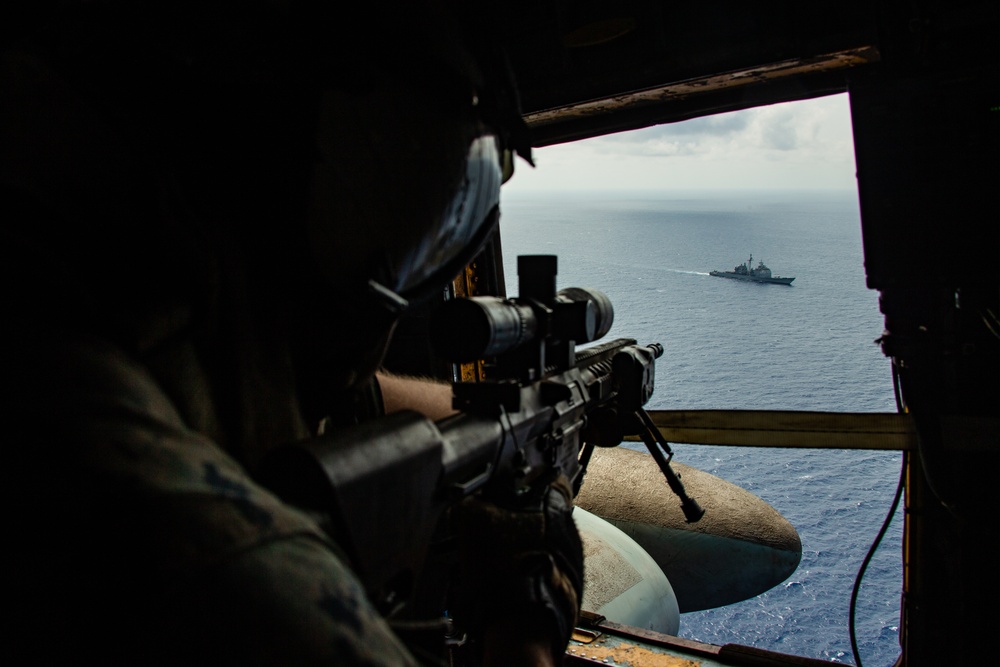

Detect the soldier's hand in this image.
[450,474,584,665]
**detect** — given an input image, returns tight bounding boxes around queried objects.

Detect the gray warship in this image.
[709,254,795,285]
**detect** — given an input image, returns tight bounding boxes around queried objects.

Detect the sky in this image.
[502,93,858,193]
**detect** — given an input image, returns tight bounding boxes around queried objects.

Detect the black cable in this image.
[848,361,906,667]
[848,450,905,667]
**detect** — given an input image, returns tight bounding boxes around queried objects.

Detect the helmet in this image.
[300,1,530,312]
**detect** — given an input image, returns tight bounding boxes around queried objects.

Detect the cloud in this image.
[758,108,799,151]
[608,113,751,142]
[578,111,753,157]
[505,93,857,191]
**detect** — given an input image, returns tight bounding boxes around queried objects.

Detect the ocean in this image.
[497,188,903,667]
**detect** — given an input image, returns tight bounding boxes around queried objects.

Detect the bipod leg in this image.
[635,408,705,523]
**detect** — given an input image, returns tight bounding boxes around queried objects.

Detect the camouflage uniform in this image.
[5,328,419,666]
[0,9,483,662]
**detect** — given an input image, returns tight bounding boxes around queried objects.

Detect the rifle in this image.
[259,255,702,617]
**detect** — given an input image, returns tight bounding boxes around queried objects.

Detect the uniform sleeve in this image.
[5,331,420,666]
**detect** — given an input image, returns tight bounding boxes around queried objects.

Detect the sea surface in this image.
[497,188,903,667]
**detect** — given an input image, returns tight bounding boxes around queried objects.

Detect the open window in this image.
[491,94,905,666]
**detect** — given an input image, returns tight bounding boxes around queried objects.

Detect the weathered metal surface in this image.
[524,47,879,128]
[567,625,719,667]
[565,617,842,666]
[567,639,702,666]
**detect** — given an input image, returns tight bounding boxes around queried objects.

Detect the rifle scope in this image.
[430,286,614,362]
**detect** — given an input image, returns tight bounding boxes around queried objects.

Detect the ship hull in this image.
[709,271,794,285]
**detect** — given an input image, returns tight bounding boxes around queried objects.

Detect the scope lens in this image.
[430,296,537,361]
[557,287,614,342]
